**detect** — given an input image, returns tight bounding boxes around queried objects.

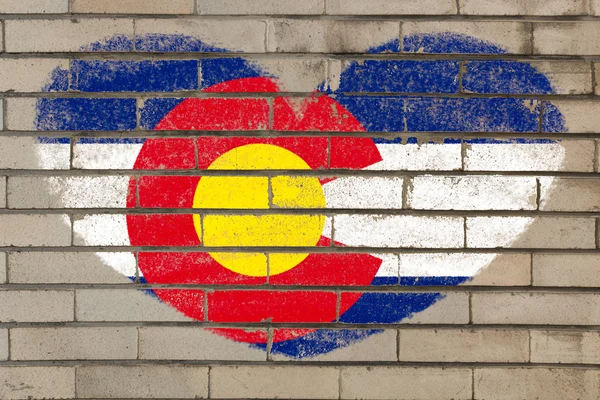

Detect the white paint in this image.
[94,252,137,277]
[465,142,566,171]
[73,214,130,246]
[373,253,399,277]
[407,175,537,210]
[466,217,533,248]
[331,214,464,248]
[73,143,143,169]
[366,143,462,171]
[43,176,129,208]
[36,143,70,170]
[323,176,403,209]
[400,253,497,277]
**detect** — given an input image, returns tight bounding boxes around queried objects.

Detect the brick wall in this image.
[1,1,600,399]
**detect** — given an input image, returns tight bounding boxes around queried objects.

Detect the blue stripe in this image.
[43,67,69,92]
[336,96,405,132]
[36,137,70,144]
[368,39,401,54]
[403,33,508,54]
[71,60,199,92]
[140,98,186,129]
[339,292,444,323]
[372,137,462,144]
[463,61,554,94]
[542,102,567,133]
[371,276,399,286]
[36,98,137,131]
[135,34,228,53]
[330,60,459,94]
[200,58,266,89]
[76,138,146,144]
[81,35,134,52]
[405,97,540,132]
[400,276,470,286]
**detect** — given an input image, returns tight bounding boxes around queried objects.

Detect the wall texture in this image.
[1,0,600,399]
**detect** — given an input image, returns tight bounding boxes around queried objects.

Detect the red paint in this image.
[133,138,196,170]
[138,176,199,208]
[127,214,199,247]
[153,289,204,321]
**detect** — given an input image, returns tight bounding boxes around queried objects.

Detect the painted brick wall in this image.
[1,1,600,399]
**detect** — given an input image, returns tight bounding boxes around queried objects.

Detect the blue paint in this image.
[81,35,134,52]
[406,97,540,132]
[42,67,69,92]
[257,329,384,359]
[71,60,199,92]
[35,137,70,144]
[200,58,267,89]
[339,292,444,323]
[135,34,227,53]
[403,33,509,54]
[139,98,186,129]
[400,276,469,286]
[542,101,567,133]
[36,98,137,131]
[465,137,556,144]
[368,39,401,54]
[372,137,462,144]
[77,138,146,144]
[336,96,405,132]
[329,60,459,94]
[463,61,554,94]
[371,276,399,286]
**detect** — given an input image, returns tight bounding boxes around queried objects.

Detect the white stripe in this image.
[44,176,129,208]
[366,143,462,171]
[400,253,497,277]
[465,143,566,171]
[323,176,403,209]
[73,214,130,246]
[374,254,399,277]
[73,143,144,169]
[36,143,70,170]
[95,252,137,277]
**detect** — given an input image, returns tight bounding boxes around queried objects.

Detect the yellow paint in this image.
[193,144,325,276]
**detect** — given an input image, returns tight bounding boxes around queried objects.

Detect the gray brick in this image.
[0,137,70,170]
[0,59,69,92]
[267,19,399,53]
[0,214,71,246]
[11,327,137,360]
[139,327,266,361]
[73,0,194,13]
[77,365,208,399]
[546,100,600,133]
[0,290,73,322]
[0,329,7,361]
[534,23,600,55]
[531,330,600,364]
[0,253,5,284]
[8,252,134,284]
[540,177,600,211]
[341,367,472,400]
[211,366,339,399]
[0,177,5,208]
[401,292,470,324]
[399,329,529,362]
[199,0,324,14]
[472,292,600,325]
[327,0,456,14]
[76,289,194,321]
[467,253,531,286]
[530,61,593,94]
[475,368,600,400]
[0,0,67,13]
[533,254,600,287]
[460,0,588,15]
[0,367,75,400]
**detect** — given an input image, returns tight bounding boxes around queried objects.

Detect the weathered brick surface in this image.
[0,290,73,322]
[475,368,600,400]
[534,23,600,55]
[327,0,456,14]
[399,329,529,362]
[0,253,6,284]
[341,367,472,400]
[0,329,8,361]
[0,59,69,92]
[548,100,600,132]
[533,254,600,287]
[539,177,600,211]
[460,0,588,15]
[200,0,324,15]
[210,366,339,399]
[0,176,5,208]
[0,367,75,400]
[0,0,67,13]
[72,0,194,14]
[0,214,71,246]
[531,330,600,364]
[77,365,208,399]
[0,137,70,169]
[10,327,138,360]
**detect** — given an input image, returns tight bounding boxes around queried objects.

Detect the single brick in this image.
[596,63,600,94]
[324,177,403,209]
[73,139,142,169]
[0,367,75,400]
[211,366,339,399]
[399,329,529,362]
[326,0,456,14]
[76,289,195,321]
[533,254,600,287]
[77,365,208,399]
[0,290,73,322]
[139,327,266,361]
[0,214,71,246]
[540,177,600,211]
[10,327,137,360]
[475,368,600,400]
[0,177,5,208]
[341,367,472,400]
[0,137,70,170]
[245,59,326,92]
[531,330,600,364]
[9,252,134,284]
[333,215,464,248]
[270,329,398,361]
[545,100,600,133]
[199,0,324,14]
[135,19,266,52]
[407,175,537,210]
[267,20,399,53]
[0,59,69,92]
[466,217,596,249]
[0,253,6,284]
[399,253,530,286]
[0,0,67,13]
[594,0,600,15]
[72,0,194,13]
[472,292,600,324]
[73,214,129,246]
[5,19,134,52]
[402,21,531,54]
[367,141,462,171]
[8,176,130,209]
[464,139,594,172]
[531,61,593,94]
[6,99,38,130]
[0,330,7,360]
[460,0,588,15]
[534,23,600,55]
[402,292,470,324]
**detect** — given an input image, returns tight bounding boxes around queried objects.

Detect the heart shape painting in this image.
[34,33,567,358]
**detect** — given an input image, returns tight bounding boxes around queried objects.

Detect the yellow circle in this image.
[193,144,325,277]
